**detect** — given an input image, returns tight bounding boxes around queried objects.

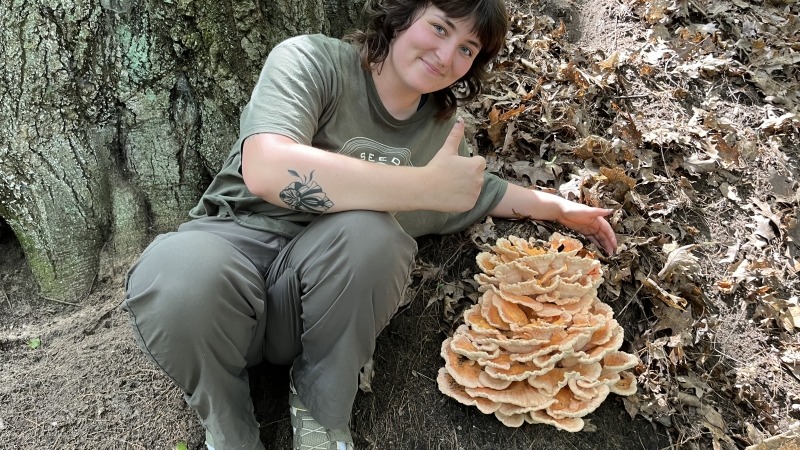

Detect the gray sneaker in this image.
[289,382,354,450]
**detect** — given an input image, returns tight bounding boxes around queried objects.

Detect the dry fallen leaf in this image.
[510,160,556,184]
[638,274,689,310]
[658,243,700,281]
[468,216,497,247]
[652,301,693,334]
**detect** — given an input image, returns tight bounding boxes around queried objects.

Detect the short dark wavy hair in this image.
[346,0,508,120]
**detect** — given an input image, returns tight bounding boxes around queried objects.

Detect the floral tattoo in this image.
[279,170,334,213]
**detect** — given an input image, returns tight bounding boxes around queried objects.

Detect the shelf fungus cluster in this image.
[437,233,639,432]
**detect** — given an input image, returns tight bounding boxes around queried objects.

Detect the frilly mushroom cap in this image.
[451,330,500,361]
[483,289,529,327]
[528,410,585,432]
[464,305,502,336]
[602,350,640,371]
[526,362,603,396]
[548,232,584,254]
[518,252,558,275]
[476,252,502,276]
[509,235,550,257]
[437,369,501,414]
[479,371,513,390]
[494,410,527,427]
[439,234,640,433]
[465,381,555,410]
[484,359,554,381]
[441,337,482,389]
[610,371,638,396]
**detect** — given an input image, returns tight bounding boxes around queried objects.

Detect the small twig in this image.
[519,58,538,73]
[664,422,676,450]
[42,296,80,307]
[687,0,711,21]
[0,288,11,308]
[660,143,671,178]
[411,370,435,383]
[260,417,290,428]
[83,272,98,299]
[619,267,649,317]
[613,94,651,99]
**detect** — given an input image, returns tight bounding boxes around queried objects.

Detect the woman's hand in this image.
[555,202,617,255]
[422,118,487,212]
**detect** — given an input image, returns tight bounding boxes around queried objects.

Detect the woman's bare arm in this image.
[241,119,487,214]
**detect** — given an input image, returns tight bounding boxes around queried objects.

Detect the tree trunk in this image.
[0,0,366,301]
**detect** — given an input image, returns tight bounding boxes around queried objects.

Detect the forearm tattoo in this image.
[279,170,334,213]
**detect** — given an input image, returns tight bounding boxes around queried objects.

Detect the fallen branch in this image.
[42,296,80,307]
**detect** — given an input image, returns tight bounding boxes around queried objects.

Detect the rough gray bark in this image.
[0,0,366,300]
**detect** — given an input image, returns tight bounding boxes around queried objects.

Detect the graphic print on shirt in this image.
[339,137,412,166]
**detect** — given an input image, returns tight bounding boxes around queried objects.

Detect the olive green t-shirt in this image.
[190,34,508,238]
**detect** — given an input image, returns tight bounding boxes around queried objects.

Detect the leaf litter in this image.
[425,0,800,447]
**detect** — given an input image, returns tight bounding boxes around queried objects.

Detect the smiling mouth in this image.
[421,59,444,76]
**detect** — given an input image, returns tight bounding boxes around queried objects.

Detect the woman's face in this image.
[385,5,482,95]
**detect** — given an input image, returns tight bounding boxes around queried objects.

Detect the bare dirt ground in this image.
[1,0,799,449]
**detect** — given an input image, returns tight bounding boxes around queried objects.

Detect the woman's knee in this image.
[124,230,264,342]
[312,211,417,271]
[292,212,417,333]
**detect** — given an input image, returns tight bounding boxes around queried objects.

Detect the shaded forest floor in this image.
[1,0,799,448]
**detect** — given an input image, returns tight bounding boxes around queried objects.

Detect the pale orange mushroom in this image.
[438,233,640,432]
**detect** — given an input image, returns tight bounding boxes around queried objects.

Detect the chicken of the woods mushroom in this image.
[437,233,639,432]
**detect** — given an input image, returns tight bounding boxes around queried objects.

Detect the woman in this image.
[123,0,617,449]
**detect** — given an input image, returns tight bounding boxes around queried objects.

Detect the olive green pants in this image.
[122,211,417,450]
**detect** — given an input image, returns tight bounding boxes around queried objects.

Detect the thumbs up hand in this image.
[422,118,487,212]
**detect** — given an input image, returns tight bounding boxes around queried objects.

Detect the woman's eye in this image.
[433,24,445,34]
[460,46,473,57]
